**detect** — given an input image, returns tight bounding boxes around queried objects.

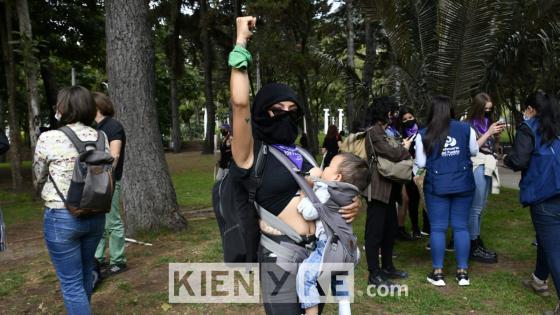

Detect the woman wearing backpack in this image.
[504,91,560,315]
[34,86,109,315]
[230,17,360,315]
[415,96,478,287]
[364,96,413,288]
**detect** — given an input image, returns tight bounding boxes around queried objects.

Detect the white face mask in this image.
[55,111,62,121]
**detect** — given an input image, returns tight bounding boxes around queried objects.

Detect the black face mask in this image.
[484,111,492,118]
[403,119,416,129]
[221,130,228,137]
[251,83,303,145]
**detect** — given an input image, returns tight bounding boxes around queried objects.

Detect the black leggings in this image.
[405,181,430,233]
[365,188,399,275]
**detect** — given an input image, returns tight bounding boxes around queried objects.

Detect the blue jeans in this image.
[425,192,474,269]
[534,233,549,281]
[44,208,105,315]
[297,235,327,309]
[469,165,491,240]
[530,195,560,300]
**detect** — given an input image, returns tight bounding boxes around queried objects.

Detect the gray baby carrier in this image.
[258,146,360,274]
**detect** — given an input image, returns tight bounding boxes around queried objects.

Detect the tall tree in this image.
[167,0,183,153]
[345,0,355,130]
[105,0,187,234]
[0,0,23,190]
[200,0,216,154]
[16,0,40,186]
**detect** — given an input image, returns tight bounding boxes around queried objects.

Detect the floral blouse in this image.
[33,123,110,209]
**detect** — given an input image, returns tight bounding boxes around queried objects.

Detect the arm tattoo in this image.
[245,117,250,124]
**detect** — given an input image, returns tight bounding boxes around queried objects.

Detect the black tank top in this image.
[255,152,314,216]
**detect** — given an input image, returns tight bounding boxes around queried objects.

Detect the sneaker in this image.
[532,240,538,247]
[523,274,550,297]
[456,270,470,286]
[380,267,409,279]
[543,304,560,315]
[368,274,395,287]
[427,271,445,286]
[470,240,497,263]
[425,242,431,251]
[397,229,414,241]
[412,230,422,240]
[102,263,128,277]
[477,237,497,256]
[420,231,430,236]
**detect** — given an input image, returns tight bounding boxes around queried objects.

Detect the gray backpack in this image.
[258,146,360,274]
[49,126,114,217]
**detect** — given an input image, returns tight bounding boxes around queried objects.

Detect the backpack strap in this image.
[58,126,87,153]
[95,131,106,151]
[48,174,67,204]
[248,141,267,204]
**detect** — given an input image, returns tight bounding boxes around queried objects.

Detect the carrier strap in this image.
[260,234,302,263]
[257,204,303,243]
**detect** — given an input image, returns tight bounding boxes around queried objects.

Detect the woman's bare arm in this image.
[231,16,256,169]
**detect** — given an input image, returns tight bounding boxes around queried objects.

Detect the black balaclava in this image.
[251,83,303,145]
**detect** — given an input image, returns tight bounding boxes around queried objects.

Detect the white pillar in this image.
[338,108,344,131]
[202,108,207,140]
[323,109,329,134]
[303,117,307,134]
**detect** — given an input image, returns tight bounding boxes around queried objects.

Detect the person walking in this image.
[415,95,478,287]
[34,86,109,314]
[92,92,128,277]
[322,125,340,168]
[504,91,560,315]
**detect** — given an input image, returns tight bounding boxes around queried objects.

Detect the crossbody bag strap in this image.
[48,174,67,203]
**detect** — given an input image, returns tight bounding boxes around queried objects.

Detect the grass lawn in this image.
[0,152,557,314]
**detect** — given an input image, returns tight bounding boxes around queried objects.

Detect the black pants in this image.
[259,239,325,315]
[365,186,399,275]
[405,181,430,234]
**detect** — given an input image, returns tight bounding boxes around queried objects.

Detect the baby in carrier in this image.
[296,153,370,315]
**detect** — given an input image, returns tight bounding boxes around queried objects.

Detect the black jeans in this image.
[405,181,430,234]
[365,186,399,275]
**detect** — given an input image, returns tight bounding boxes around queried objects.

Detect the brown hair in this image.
[467,92,492,122]
[337,153,370,191]
[92,92,115,117]
[326,125,338,140]
[56,86,97,126]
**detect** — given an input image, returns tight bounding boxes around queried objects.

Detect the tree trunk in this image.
[39,53,58,128]
[200,0,215,154]
[168,0,182,153]
[15,0,40,188]
[345,0,355,131]
[105,0,187,235]
[360,21,376,130]
[297,74,319,156]
[1,1,23,190]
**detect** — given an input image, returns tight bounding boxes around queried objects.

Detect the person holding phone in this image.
[466,92,504,264]
[399,108,430,240]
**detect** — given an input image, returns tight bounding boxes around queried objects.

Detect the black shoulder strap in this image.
[95,131,106,151]
[249,140,267,203]
[58,126,87,153]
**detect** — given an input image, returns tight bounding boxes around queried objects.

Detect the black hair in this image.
[367,96,396,125]
[56,86,97,126]
[337,153,370,191]
[422,95,454,155]
[523,91,560,145]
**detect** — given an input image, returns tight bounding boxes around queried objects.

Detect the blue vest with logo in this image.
[519,118,560,206]
[421,120,475,195]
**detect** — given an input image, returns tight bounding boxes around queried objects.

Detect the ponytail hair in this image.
[523,91,560,145]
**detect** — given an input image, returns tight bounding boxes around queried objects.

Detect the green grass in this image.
[1,153,558,314]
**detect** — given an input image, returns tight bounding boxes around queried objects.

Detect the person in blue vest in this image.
[504,91,560,315]
[415,95,479,286]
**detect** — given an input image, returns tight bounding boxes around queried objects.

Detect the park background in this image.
[1,0,560,314]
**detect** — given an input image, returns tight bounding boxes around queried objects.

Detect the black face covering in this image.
[484,111,492,118]
[403,119,416,129]
[251,83,303,145]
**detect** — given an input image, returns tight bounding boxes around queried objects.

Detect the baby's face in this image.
[321,155,343,182]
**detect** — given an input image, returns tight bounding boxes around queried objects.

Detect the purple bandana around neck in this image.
[271,144,303,171]
[405,123,419,138]
[471,117,489,135]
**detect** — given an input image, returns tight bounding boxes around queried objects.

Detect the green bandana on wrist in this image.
[228,45,252,70]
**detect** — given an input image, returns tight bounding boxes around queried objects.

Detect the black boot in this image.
[477,236,497,256]
[470,239,497,263]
